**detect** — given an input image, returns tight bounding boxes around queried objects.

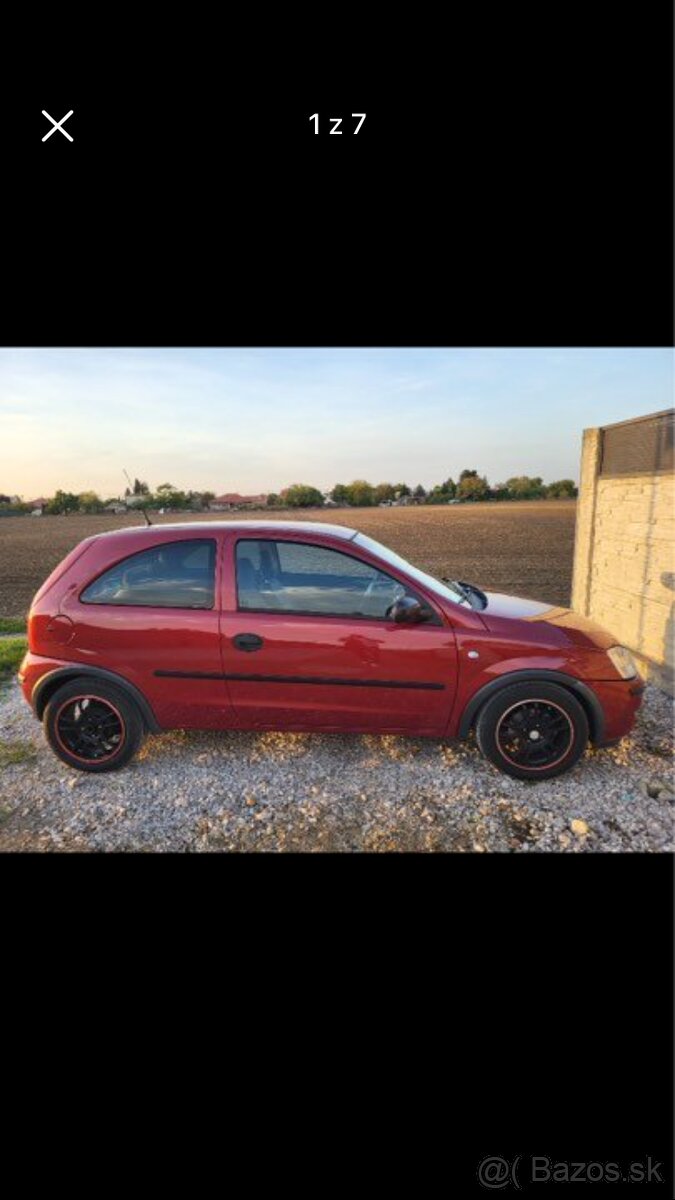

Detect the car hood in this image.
[479,591,617,650]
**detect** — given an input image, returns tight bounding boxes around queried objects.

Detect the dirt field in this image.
[0,500,577,617]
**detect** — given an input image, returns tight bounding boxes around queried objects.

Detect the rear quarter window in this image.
[80,539,216,609]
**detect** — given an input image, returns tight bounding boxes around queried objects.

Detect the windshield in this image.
[353,533,470,606]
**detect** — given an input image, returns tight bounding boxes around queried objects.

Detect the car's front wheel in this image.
[44,678,144,772]
[475,681,589,781]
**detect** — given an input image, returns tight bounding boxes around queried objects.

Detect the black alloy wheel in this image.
[475,681,589,781]
[44,678,144,772]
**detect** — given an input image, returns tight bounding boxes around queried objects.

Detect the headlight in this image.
[607,646,638,679]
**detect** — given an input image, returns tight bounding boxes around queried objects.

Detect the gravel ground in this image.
[0,679,672,852]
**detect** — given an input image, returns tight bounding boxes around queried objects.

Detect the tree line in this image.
[277,472,577,508]
[0,471,577,515]
[0,480,218,515]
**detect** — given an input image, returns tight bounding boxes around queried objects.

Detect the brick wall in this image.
[572,425,675,693]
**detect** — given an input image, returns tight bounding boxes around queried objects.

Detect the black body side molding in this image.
[31,666,161,732]
[154,670,444,690]
[458,669,606,745]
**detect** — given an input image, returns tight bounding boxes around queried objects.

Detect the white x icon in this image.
[42,110,74,142]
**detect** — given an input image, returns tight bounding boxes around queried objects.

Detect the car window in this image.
[235,538,426,620]
[80,539,216,609]
[354,531,469,606]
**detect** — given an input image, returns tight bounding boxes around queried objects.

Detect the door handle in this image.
[233,633,264,652]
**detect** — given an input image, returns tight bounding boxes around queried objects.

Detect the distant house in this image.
[27,497,48,515]
[104,502,127,515]
[209,493,268,511]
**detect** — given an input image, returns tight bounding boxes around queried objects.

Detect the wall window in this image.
[81,539,216,608]
[235,538,431,620]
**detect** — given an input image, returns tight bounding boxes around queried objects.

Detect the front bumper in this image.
[588,676,645,745]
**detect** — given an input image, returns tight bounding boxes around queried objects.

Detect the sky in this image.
[0,347,671,499]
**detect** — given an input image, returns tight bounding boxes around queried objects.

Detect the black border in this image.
[1,8,672,347]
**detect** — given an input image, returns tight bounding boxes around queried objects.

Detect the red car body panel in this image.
[25,528,233,730]
[19,520,643,746]
[218,528,458,733]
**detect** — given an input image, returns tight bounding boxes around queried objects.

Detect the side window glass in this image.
[80,539,216,608]
[236,539,416,619]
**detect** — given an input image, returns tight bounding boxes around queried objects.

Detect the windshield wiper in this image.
[442,578,488,610]
[441,578,472,605]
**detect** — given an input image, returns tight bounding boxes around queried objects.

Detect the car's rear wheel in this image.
[44,678,144,772]
[475,682,589,781]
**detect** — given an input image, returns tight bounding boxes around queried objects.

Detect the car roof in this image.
[91,520,359,542]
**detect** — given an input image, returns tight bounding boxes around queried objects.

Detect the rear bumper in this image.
[588,677,645,745]
[18,652,70,714]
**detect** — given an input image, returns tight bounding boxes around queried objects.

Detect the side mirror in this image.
[388,596,428,624]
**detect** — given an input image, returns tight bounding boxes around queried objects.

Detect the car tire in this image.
[475,681,589,781]
[44,678,144,772]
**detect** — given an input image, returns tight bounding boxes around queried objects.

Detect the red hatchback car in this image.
[18,521,644,780]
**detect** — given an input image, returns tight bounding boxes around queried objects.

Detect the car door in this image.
[63,533,236,729]
[219,534,458,734]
